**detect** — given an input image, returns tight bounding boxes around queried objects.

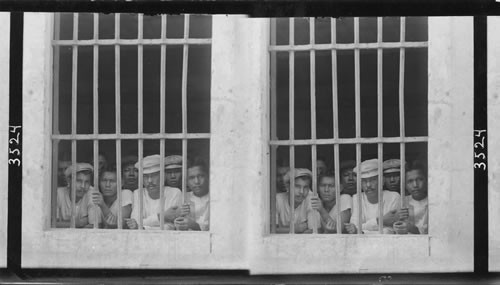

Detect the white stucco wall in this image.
[0,12,10,268]
[22,14,473,273]
[488,16,500,272]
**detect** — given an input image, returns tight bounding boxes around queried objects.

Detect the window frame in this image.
[248,16,474,274]
[268,17,429,235]
[21,13,251,269]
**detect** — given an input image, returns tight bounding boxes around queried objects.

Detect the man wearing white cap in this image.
[126,155,182,230]
[56,162,102,228]
[345,159,406,234]
[164,155,183,189]
[275,168,320,234]
[383,159,405,194]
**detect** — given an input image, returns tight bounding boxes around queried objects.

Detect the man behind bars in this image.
[126,155,182,230]
[121,155,138,191]
[174,158,210,231]
[344,159,407,234]
[310,171,352,233]
[164,155,183,190]
[56,163,102,228]
[400,160,428,234]
[91,167,133,229]
[340,160,357,196]
[383,159,407,195]
[275,168,320,234]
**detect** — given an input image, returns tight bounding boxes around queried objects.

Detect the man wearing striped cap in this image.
[275,168,320,234]
[56,162,102,228]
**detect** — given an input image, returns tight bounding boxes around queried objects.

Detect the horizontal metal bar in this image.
[269,41,427,52]
[270,136,428,145]
[51,133,211,140]
[52,38,212,46]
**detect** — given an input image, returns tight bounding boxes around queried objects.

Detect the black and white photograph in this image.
[0,1,497,282]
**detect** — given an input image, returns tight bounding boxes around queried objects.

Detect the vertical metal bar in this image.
[399,17,406,207]
[115,13,123,229]
[331,18,342,235]
[309,18,318,235]
[137,14,144,230]
[181,14,190,204]
[51,139,59,227]
[51,13,62,227]
[92,12,99,229]
[269,18,278,234]
[70,13,79,229]
[354,17,362,235]
[289,17,295,234]
[377,17,384,234]
[159,14,167,230]
[138,142,143,230]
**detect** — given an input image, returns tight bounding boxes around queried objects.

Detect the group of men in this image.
[275,158,428,235]
[56,154,210,231]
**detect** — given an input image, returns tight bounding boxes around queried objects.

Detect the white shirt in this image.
[350,190,401,234]
[326,194,352,220]
[131,186,182,230]
[108,189,133,215]
[186,192,210,231]
[276,192,320,230]
[404,195,428,234]
[57,186,102,226]
[101,189,133,227]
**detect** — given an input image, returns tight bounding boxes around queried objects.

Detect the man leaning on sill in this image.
[174,158,210,231]
[125,155,182,230]
[344,159,406,234]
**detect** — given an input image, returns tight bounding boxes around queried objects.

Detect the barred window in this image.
[269,17,428,235]
[51,13,212,230]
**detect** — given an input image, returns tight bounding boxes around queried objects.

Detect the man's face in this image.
[317,160,327,176]
[361,175,379,202]
[57,160,71,186]
[292,177,311,207]
[187,166,209,197]
[276,166,290,193]
[384,172,401,192]
[69,172,92,200]
[165,168,182,188]
[341,169,357,194]
[318,176,336,203]
[406,169,427,201]
[122,164,138,189]
[100,171,118,197]
[143,171,161,199]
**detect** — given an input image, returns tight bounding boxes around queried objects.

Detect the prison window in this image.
[51,13,212,230]
[269,17,428,235]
